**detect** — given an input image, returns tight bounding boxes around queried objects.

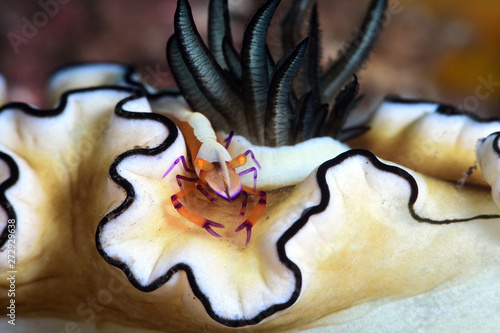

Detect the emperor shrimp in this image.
[163,111,266,245]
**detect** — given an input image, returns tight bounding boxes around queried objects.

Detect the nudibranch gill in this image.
[0,0,499,332]
[157,0,385,243]
[167,0,384,146]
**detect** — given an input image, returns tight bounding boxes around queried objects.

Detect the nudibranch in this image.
[1,0,500,332]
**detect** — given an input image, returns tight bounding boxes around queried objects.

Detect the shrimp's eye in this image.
[195,158,214,171]
[229,154,247,168]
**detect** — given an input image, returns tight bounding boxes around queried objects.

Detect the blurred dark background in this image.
[1,0,500,117]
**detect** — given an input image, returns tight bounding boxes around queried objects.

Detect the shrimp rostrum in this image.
[163,111,266,246]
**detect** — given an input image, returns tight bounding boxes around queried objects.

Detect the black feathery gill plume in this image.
[166,0,387,147]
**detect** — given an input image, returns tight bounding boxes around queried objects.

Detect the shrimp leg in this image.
[235,186,267,245]
[171,184,225,237]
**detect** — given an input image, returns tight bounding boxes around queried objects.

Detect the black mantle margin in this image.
[1,70,498,327]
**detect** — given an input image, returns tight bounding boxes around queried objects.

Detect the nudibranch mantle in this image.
[349,97,500,185]
[0,63,500,331]
[477,132,500,209]
[1,0,500,327]
[222,132,350,190]
[48,63,134,104]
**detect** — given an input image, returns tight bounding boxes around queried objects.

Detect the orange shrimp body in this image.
[178,112,246,199]
[164,111,266,245]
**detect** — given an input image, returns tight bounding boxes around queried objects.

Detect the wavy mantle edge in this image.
[96,89,500,326]
[385,95,500,123]
[0,152,18,248]
[0,69,498,328]
[0,84,150,249]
